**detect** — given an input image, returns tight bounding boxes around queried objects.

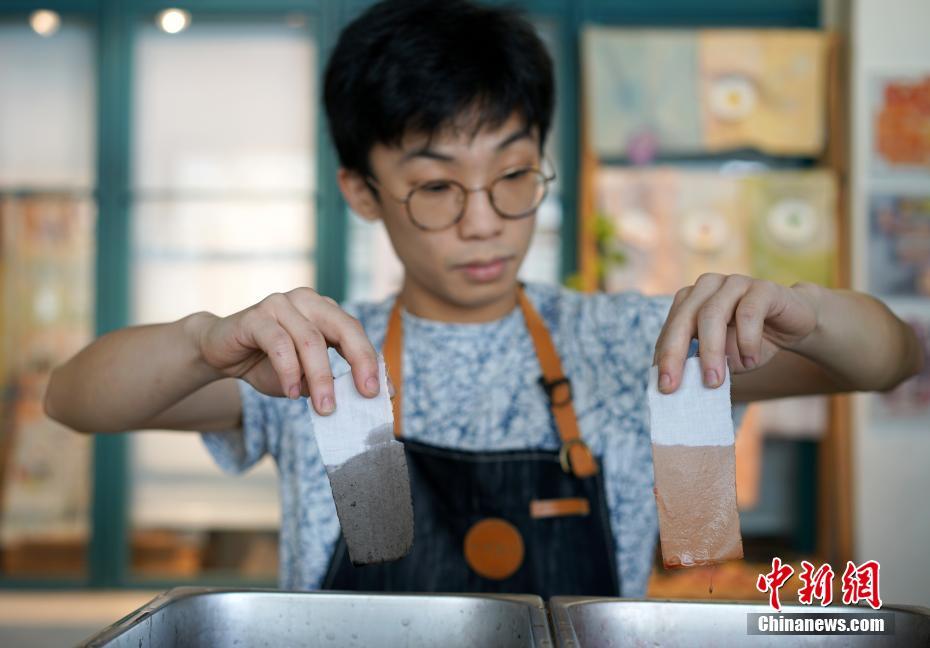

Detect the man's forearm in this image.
[45,312,222,434]
[790,283,924,392]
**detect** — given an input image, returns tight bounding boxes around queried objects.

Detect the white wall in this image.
[850,0,930,608]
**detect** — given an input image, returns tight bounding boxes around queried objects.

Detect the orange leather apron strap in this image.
[381,286,597,478]
[516,288,598,478]
[384,301,404,439]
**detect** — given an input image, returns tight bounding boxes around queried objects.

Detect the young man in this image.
[46,0,921,598]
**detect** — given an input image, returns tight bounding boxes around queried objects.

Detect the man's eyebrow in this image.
[398,147,454,164]
[495,125,534,150]
[397,126,535,165]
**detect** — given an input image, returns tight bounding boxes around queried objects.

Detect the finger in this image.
[274,299,336,415]
[249,319,302,399]
[655,274,726,393]
[327,316,381,398]
[653,286,691,368]
[288,290,380,398]
[696,275,752,388]
[733,280,774,371]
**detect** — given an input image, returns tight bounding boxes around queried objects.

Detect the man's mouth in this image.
[454,255,514,283]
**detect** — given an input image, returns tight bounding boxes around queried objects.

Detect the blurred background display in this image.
[0,17,96,579]
[583,29,828,159]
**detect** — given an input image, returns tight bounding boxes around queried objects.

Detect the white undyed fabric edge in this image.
[647,355,735,447]
[309,354,393,466]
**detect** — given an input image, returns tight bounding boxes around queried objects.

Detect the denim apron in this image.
[323,287,619,598]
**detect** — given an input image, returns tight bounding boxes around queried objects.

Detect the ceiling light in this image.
[29,9,61,37]
[157,8,190,34]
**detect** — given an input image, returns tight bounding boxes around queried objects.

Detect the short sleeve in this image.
[201,380,284,474]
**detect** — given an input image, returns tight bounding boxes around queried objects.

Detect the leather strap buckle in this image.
[538,375,573,407]
[559,438,591,474]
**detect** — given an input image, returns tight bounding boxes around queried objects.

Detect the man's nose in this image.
[456,188,504,240]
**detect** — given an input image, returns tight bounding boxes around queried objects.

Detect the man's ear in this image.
[338,168,381,222]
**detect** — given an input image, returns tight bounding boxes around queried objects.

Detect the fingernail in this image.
[320,395,334,414]
[288,385,300,400]
[365,376,380,395]
[742,355,756,370]
[659,373,671,391]
[704,369,719,387]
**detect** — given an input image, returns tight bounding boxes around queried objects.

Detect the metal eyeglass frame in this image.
[364,159,557,231]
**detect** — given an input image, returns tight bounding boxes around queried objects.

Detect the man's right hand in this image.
[194,288,380,415]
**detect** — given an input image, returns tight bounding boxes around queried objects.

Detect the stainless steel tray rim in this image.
[79,587,554,648]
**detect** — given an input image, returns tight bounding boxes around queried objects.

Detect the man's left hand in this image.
[652,273,820,393]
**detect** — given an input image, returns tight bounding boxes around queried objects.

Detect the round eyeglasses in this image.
[366,163,557,231]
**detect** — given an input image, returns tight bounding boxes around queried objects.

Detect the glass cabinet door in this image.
[0,14,96,580]
[128,13,317,582]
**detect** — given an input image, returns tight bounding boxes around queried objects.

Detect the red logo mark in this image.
[841,560,883,610]
[756,557,795,612]
[798,560,835,607]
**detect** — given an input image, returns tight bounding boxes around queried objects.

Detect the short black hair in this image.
[323,0,555,177]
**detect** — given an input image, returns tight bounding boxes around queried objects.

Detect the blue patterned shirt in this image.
[203,282,686,596]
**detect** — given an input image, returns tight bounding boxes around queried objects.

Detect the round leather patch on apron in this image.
[463,518,525,580]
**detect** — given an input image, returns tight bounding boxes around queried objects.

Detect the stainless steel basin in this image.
[78,587,553,648]
[79,589,930,647]
[549,597,930,647]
